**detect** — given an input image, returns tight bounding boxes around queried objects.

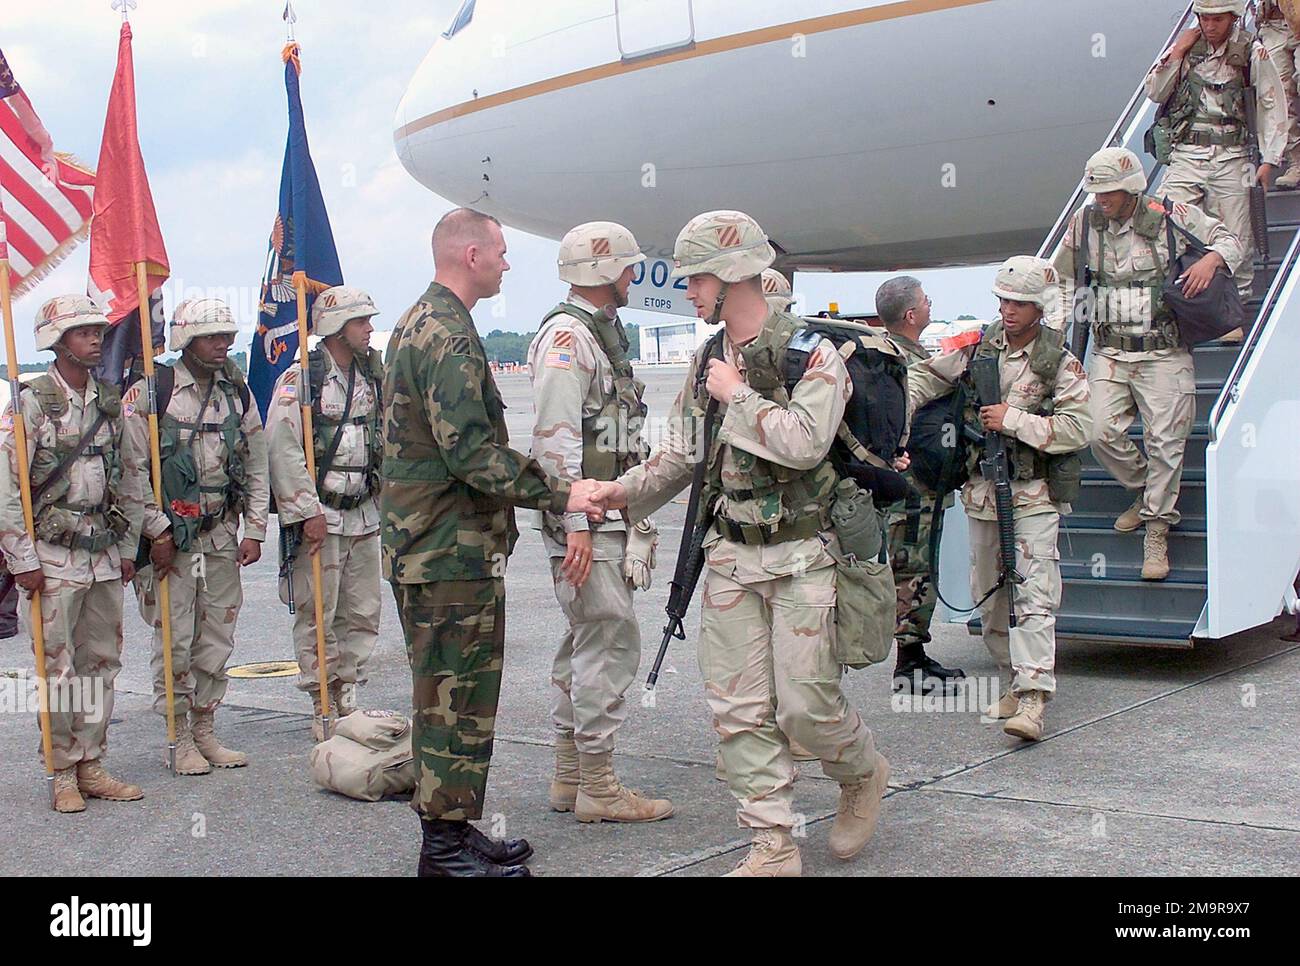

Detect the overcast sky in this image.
[3,0,999,364]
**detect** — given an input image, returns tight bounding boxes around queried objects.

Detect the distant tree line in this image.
[481,324,640,364]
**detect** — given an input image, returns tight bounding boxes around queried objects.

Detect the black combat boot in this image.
[893,647,965,695]
[462,822,534,866]
[417,819,532,877]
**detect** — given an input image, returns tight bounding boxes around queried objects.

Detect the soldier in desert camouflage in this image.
[123,297,269,775]
[268,285,384,741]
[0,295,156,812]
[527,221,672,824]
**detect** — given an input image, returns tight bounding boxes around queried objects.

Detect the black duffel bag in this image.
[1161,198,1246,347]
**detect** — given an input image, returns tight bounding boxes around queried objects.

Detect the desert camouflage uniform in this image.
[382,281,570,821]
[1053,196,1241,526]
[267,351,382,696]
[1146,24,1286,298]
[123,357,270,716]
[0,365,158,769]
[908,328,1093,695]
[617,321,880,830]
[885,333,952,648]
[1258,1,1300,173]
[526,293,645,755]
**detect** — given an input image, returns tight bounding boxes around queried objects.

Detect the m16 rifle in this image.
[967,355,1023,630]
[646,333,725,690]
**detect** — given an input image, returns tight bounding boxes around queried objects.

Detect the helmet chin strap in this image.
[705,282,730,326]
[53,343,97,370]
[182,346,226,373]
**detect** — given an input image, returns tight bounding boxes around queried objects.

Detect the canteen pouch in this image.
[827,481,893,669]
[309,709,416,802]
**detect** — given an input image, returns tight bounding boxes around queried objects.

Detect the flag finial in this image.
[283,2,298,41]
[111,0,137,22]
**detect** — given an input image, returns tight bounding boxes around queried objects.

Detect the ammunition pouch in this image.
[1145,117,1174,164]
[34,502,129,553]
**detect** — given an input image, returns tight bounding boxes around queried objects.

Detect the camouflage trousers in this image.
[288,531,381,693]
[136,550,241,716]
[392,577,504,821]
[1260,21,1300,165]
[1089,350,1195,526]
[700,561,878,830]
[1162,150,1259,299]
[545,530,640,755]
[886,494,939,648]
[20,577,123,770]
[969,510,1060,695]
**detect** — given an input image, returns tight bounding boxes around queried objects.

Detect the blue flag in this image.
[249,43,343,422]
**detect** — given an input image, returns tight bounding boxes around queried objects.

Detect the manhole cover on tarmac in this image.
[228,661,300,679]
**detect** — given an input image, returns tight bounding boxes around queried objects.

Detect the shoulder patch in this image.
[278,382,298,406]
[545,347,574,370]
[0,408,12,432]
[122,385,142,417]
[551,328,574,350]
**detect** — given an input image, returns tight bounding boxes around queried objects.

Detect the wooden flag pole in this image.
[134,261,179,770]
[294,271,332,735]
[1,257,57,806]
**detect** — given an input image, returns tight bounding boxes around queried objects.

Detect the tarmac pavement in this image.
[2,366,1297,877]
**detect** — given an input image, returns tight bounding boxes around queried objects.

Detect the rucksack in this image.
[908,385,975,495]
[783,319,908,488]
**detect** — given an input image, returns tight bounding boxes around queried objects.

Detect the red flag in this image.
[87,21,168,324]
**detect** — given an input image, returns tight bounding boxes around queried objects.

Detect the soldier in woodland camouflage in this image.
[0,296,155,812]
[874,276,965,694]
[268,285,384,741]
[528,221,672,823]
[382,208,607,877]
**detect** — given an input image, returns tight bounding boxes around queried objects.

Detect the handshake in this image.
[565,478,628,521]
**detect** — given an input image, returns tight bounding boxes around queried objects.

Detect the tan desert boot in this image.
[986,689,1020,719]
[1218,327,1244,344]
[76,760,143,801]
[191,709,248,768]
[1142,522,1171,581]
[1004,690,1047,741]
[575,751,674,823]
[1113,495,1144,533]
[170,718,212,775]
[1275,165,1300,190]
[828,752,891,860]
[723,828,802,877]
[550,731,579,812]
[310,692,331,743]
[53,766,86,813]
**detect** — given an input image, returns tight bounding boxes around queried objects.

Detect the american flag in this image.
[0,48,95,297]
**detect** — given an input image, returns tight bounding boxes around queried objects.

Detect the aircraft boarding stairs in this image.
[947,3,1300,647]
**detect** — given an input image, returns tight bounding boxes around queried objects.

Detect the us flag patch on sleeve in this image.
[546,349,573,370]
[122,386,141,417]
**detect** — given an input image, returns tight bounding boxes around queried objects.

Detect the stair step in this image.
[1055,523,1205,569]
[967,614,1197,647]
[1060,575,1207,622]
[1060,562,1204,583]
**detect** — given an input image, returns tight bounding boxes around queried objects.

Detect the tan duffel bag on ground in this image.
[309,709,417,801]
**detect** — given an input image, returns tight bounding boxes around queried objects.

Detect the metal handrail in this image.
[1037,3,1196,268]
[1208,220,1300,439]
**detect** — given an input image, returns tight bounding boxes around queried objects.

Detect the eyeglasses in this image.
[908,296,932,314]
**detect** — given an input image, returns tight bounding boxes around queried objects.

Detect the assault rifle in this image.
[967,355,1023,630]
[646,333,725,690]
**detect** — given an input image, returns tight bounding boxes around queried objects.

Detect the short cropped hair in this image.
[875,275,923,327]
[432,208,503,267]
